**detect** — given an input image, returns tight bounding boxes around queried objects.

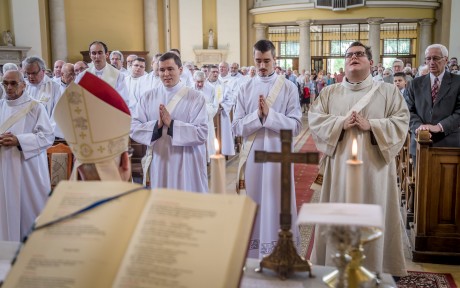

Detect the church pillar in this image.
[296,20,311,73]
[367,18,383,66]
[144,0,159,68]
[49,0,68,62]
[178,0,202,62]
[216,0,240,64]
[254,23,267,41]
[418,19,435,66]
[164,0,171,51]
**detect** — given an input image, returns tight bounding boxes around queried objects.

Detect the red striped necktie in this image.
[431,77,439,103]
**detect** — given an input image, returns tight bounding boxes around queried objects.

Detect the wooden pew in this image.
[397,132,410,205]
[129,138,147,185]
[410,130,460,264]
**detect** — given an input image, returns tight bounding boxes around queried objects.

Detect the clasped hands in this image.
[0,132,19,147]
[258,95,269,119]
[343,111,371,131]
[157,104,172,128]
[415,124,442,136]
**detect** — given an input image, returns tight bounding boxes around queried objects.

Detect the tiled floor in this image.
[220,114,460,286]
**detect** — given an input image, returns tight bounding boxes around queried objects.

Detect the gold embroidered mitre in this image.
[54,72,131,164]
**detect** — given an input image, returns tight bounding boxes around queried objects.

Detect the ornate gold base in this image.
[255,230,313,280]
[322,246,375,287]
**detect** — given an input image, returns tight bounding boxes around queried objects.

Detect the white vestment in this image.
[130,82,209,193]
[232,72,302,259]
[308,75,409,276]
[76,64,129,107]
[0,92,54,241]
[180,66,194,88]
[124,75,143,112]
[25,74,61,117]
[193,82,218,162]
[209,79,235,156]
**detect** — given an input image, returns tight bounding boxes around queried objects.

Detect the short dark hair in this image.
[134,57,145,63]
[346,41,372,61]
[159,52,182,68]
[393,72,406,78]
[89,41,108,53]
[253,40,276,58]
[169,48,181,56]
[209,65,218,69]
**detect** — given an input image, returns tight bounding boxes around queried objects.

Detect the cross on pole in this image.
[254,129,319,279]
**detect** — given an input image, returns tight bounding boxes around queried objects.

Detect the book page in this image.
[3,181,150,288]
[113,189,256,288]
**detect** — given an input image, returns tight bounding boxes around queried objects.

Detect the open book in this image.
[3,181,257,288]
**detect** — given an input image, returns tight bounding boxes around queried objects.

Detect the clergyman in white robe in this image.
[308,74,409,276]
[232,72,302,259]
[130,82,209,193]
[0,91,54,241]
[25,74,61,117]
[209,79,235,156]
[193,81,218,162]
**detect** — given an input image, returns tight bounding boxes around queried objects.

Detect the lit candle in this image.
[210,138,226,194]
[346,139,363,203]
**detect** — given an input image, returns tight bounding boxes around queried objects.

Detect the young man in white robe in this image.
[232,40,302,259]
[0,70,54,241]
[75,41,129,107]
[193,70,218,162]
[125,57,147,111]
[130,52,208,193]
[308,41,409,277]
[211,64,236,156]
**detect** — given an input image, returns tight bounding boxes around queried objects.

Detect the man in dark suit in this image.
[406,43,460,156]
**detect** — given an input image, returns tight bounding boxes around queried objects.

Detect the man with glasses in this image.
[125,57,146,111]
[0,70,54,241]
[110,50,129,76]
[74,61,88,76]
[308,41,409,277]
[406,44,460,151]
[23,56,61,118]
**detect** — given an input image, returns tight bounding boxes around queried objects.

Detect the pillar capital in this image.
[253,23,268,29]
[296,20,312,27]
[367,18,384,25]
[419,18,435,26]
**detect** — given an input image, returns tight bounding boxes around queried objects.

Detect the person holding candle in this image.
[308,41,410,277]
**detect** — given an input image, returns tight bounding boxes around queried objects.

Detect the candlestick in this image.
[346,139,363,203]
[210,139,226,194]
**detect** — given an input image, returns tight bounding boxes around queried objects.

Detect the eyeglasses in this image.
[425,56,445,62]
[345,51,367,59]
[1,81,20,88]
[25,69,42,77]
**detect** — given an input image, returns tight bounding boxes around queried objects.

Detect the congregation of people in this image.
[1,37,459,278]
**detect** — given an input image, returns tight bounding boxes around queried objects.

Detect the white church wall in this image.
[449,0,460,59]
[10,0,45,59]
[179,0,203,63]
[217,0,240,64]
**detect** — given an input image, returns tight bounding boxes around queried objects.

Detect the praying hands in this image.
[343,111,371,131]
[258,95,269,119]
[0,132,19,147]
[158,104,172,128]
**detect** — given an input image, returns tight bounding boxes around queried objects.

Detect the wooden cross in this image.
[254,129,319,279]
[255,129,319,230]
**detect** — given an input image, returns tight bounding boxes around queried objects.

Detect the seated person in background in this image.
[53,72,131,181]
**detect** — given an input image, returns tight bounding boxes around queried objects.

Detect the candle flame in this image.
[352,139,358,160]
[214,138,220,154]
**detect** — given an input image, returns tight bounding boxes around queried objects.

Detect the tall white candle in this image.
[210,138,226,194]
[346,139,363,203]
